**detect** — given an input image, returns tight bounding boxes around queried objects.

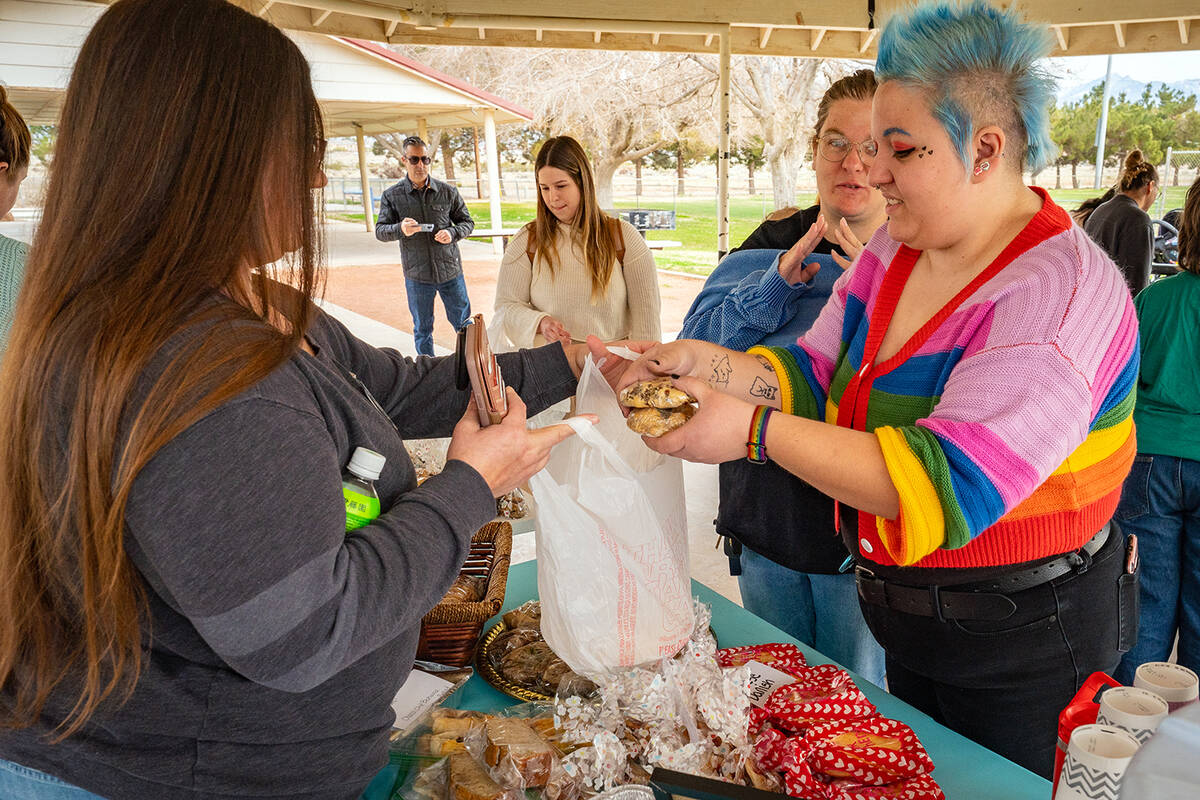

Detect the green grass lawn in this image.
[329,185,1188,277]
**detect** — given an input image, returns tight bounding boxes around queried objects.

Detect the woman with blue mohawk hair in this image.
[617,1,1138,776]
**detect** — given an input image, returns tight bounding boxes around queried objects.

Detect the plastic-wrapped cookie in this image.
[619,377,694,409]
[626,404,695,437]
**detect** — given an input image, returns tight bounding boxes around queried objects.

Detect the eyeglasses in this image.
[817,135,878,164]
[406,155,432,165]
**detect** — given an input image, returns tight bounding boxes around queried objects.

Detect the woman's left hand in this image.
[830,217,866,270]
[641,377,755,464]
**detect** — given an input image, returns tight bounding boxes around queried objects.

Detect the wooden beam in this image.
[810,27,827,51]
[257,0,275,17]
[535,28,542,41]
[386,19,399,36]
[859,28,878,53]
[314,9,333,26]
[705,33,715,48]
[479,27,487,39]
[651,32,661,45]
[1114,22,1126,48]
[1053,25,1068,51]
[1180,19,1191,45]
[593,30,602,44]
[758,26,773,49]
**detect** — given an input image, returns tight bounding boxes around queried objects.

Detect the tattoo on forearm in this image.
[749,376,778,401]
[710,355,732,388]
[754,354,774,373]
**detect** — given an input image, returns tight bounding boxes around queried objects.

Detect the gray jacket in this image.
[0,300,576,799]
[375,176,475,284]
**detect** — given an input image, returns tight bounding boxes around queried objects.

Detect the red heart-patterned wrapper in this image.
[825,775,945,800]
[803,718,934,785]
[717,643,808,674]
[762,665,877,731]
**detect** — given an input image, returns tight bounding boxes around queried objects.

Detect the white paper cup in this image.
[1096,686,1169,744]
[1132,662,1200,712]
[1054,724,1140,800]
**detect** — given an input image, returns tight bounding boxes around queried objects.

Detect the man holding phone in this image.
[375,135,475,356]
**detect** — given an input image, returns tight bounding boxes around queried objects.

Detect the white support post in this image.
[718,28,731,258]
[354,123,374,232]
[484,108,503,254]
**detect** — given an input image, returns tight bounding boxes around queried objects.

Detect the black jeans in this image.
[858,527,1132,778]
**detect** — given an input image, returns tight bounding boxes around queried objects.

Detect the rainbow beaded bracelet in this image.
[746,405,774,464]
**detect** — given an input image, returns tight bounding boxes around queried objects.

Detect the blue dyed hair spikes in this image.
[875,1,1057,173]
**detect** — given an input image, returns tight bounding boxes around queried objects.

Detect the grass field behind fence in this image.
[332,185,1190,276]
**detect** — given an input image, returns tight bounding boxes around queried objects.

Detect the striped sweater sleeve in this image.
[748,256,861,421]
[873,248,1139,564]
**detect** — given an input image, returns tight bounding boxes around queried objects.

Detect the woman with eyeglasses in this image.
[619,2,1138,776]
[678,70,886,688]
[0,2,619,798]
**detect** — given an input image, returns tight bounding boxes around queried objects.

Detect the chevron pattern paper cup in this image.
[1096,686,1168,745]
[1132,661,1200,712]
[1054,724,1139,800]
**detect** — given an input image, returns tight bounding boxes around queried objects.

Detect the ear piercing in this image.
[973,161,991,176]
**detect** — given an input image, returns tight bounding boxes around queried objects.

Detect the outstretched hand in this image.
[446,388,597,496]
[639,376,754,464]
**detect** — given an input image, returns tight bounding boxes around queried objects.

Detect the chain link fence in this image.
[1157,148,1200,219]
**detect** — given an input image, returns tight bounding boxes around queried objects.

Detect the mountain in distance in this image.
[1056,74,1200,105]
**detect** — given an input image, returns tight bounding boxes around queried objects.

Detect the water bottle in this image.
[343,447,385,532]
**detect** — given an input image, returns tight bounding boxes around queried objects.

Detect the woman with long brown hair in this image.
[494,135,661,348]
[0,2,611,798]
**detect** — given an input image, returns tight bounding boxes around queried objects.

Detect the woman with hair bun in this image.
[0,84,31,350]
[1085,149,1159,294]
[618,1,1137,775]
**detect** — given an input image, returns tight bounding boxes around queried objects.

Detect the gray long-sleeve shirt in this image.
[374,176,474,284]
[0,303,576,799]
[1084,193,1153,296]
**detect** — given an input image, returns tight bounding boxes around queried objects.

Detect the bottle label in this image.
[344,487,381,531]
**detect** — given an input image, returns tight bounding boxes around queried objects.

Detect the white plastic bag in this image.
[530,356,693,675]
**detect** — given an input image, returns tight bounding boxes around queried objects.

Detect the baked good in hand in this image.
[619,377,694,409]
[626,404,695,437]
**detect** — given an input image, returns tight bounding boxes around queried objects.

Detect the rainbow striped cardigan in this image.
[752,190,1138,568]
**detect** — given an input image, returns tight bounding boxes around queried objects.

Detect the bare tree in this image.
[398,44,712,209]
[693,55,855,209]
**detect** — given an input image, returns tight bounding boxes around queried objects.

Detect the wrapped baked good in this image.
[626,405,695,437]
[489,628,543,664]
[496,488,529,519]
[483,716,555,787]
[499,641,555,688]
[432,708,487,736]
[446,751,509,800]
[801,718,934,785]
[619,377,694,409]
[501,601,542,631]
[826,775,945,800]
[762,664,877,732]
[717,643,808,675]
[441,574,488,604]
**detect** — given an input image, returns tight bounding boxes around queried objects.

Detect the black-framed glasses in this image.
[406,155,432,165]
[817,135,878,164]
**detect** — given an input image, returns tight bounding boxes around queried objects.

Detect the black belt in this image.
[855,524,1111,622]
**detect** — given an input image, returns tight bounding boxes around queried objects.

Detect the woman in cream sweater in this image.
[495,136,661,348]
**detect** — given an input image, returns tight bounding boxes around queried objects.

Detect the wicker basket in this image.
[416,520,512,667]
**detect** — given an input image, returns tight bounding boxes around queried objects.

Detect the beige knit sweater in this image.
[494,218,662,347]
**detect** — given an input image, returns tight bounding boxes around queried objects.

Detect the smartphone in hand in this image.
[418,223,435,232]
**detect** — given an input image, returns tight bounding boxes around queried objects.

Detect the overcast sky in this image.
[1049,51,1200,84]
